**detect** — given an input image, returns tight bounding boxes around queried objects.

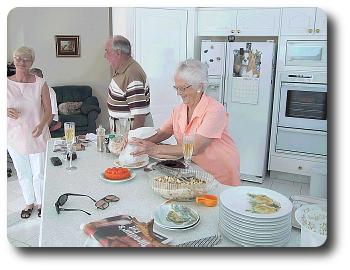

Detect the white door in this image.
[225,42,275,178]
[314,8,327,35]
[135,8,187,129]
[281,7,316,35]
[197,8,236,36]
[236,8,281,36]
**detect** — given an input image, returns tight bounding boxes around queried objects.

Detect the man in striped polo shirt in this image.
[104,35,153,132]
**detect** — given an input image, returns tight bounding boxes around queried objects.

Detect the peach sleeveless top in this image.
[7,76,50,154]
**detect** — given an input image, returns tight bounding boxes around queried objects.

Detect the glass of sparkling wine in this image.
[182,133,194,168]
[64,122,77,171]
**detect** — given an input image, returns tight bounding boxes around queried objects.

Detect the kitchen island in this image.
[39,139,301,247]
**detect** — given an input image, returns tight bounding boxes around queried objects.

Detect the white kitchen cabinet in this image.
[236,9,281,36]
[134,8,188,129]
[281,7,327,36]
[314,8,327,35]
[197,8,236,36]
[197,8,281,36]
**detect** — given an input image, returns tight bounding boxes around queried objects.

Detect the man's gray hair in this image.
[111,35,131,56]
[175,59,208,85]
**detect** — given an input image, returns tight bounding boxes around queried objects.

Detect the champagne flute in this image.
[64,122,77,171]
[182,133,194,168]
[118,118,131,139]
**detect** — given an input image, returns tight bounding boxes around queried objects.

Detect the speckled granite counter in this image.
[39,139,300,247]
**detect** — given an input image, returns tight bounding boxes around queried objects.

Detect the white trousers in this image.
[7,145,45,205]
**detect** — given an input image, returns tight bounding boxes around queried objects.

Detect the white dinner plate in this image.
[219,221,291,244]
[100,171,136,183]
[153,203,200,230]
[114,159,149,169]
[220,186,293,219]
[149,155,183,161]
[220,209,291,231]
[155,217,201,231]
[219,216,291,239]
[220,202,292,224]
[219,223,291,247]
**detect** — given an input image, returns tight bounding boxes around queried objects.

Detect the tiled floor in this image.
[7,161,309,247]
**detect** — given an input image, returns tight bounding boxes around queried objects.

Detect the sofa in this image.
[50,85,101,138]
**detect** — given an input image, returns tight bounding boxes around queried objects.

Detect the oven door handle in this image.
[281,82,327,92]
[278,126,326,136]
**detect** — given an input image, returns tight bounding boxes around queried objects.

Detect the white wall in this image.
[7,7,112,129]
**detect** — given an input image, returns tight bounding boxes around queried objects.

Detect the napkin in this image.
[118,127,156,166]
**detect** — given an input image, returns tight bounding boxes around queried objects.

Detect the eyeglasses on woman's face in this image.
[13,56,32,63]
[55,193,120,215]
[173,84,193,93]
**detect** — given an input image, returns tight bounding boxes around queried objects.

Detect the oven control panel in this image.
[280,71,327,84]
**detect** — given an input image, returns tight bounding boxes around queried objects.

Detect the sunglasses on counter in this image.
[55,193,120,215]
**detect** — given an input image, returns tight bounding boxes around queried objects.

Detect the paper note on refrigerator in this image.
[231,77,260,104]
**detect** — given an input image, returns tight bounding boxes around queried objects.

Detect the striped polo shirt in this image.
[107,58,150,119]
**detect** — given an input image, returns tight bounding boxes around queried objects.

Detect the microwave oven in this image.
[285,40,327,67]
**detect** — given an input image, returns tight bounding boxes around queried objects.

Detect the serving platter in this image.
[220,186,293,219]
[149,155,183,161]
[100,171,136,183]
[114,159,149,169]
[153,203,200,230]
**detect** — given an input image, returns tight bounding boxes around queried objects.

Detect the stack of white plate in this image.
[219,186,293,247]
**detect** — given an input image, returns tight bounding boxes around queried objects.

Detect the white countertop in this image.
[39,139,300,247]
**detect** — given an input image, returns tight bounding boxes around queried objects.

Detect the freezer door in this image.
[225,42,275,178]
[206,76,224,103]
[201,41,226,76]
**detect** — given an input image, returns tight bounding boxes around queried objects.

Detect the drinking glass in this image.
[64,122,77,171]
[182,133,195,168]
[118,118,131,139]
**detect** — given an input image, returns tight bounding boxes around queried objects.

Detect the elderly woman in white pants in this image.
[7,46,51,218]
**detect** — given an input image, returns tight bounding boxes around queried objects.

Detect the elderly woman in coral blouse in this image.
[131,59,240,186]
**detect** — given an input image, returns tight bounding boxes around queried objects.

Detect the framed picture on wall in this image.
[55,35,80,57]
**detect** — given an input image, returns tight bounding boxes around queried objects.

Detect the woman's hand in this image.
[129,138,159,156]
[32,123,44,137]
[7,108,20,119]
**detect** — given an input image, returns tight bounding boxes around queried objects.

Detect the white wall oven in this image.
[276,71,327,156]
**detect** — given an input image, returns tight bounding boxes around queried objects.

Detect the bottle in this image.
[96,125,105,152]
[105,137,110,153]
[107,134,116,154]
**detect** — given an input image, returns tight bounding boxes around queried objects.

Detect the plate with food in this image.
[101,167,136,183]
[153,203,200,230]
[114,159,149,169]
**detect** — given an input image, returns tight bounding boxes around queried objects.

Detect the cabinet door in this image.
[236,8,281,36]
[135,8,186,129]
[314,8,327,35]
[197,8,236,36]
[281,7,316,35]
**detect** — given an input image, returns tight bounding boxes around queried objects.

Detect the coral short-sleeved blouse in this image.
[160,93,240,186]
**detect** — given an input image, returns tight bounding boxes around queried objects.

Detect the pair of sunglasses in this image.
[55,193,119,215]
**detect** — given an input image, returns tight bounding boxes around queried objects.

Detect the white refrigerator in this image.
[201,41,275,183]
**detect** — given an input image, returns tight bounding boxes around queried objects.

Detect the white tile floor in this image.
[7,162,309,247]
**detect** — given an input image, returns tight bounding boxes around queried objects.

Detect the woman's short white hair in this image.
[175,59,208,86]
[13,46,35,62]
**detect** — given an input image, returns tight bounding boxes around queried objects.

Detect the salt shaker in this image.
[96,125,105,152]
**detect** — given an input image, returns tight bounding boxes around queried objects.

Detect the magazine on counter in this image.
[82,215,171,247]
